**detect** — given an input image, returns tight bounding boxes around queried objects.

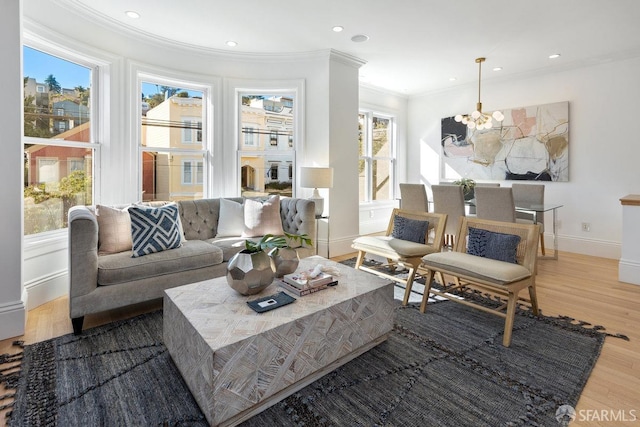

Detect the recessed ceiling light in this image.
[125,10,140,19]
[549,53,561,59]
[226,41,238,47]
[449,77,457,81]
[351,34,369,43]
[492,67,503,71]
[332,26,344,32]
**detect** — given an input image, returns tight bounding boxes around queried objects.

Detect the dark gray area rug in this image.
[1,267,628,426]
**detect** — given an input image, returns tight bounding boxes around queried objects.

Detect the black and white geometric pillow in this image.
[129,203,182,258]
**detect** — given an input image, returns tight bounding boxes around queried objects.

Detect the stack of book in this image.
[277,269,337,296]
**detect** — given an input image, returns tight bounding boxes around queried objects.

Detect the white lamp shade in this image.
[299,167,334,189]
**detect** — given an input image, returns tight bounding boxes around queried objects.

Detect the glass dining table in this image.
[514,203,563,260]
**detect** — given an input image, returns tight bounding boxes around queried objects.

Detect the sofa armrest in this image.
[280,198,316,248]
[68,206,99,310]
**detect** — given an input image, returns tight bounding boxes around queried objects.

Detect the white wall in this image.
[0,0,26,339]
[408,57,640,259]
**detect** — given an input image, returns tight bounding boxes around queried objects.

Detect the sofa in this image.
[68,195,316,334]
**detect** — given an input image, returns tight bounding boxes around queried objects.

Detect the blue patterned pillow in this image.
[392,215,429,244]
[129,204,182,258]
[467,227,521,263]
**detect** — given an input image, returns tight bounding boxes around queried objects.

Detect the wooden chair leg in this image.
[420,270,435,313]
[503,292,518,347]
[355,251,365,269]
[402,266,417,306]
[528,284,540,315]
[539,233,545,256]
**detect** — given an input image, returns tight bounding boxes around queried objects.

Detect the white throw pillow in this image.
[216,198,245,237]
[96,205,133,255]
[242,195,284,238]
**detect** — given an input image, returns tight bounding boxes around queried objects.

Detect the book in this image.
[283,270,335,288]
[276,279,337,297]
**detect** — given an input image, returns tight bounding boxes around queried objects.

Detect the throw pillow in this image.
[216,198,245,237]
[129,203,183,258]
[391,215,429,244]
[96,205,133,255]
[242,195,285,238]
[467,227,521,263]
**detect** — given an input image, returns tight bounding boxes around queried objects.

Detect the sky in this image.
[23,46,91,89]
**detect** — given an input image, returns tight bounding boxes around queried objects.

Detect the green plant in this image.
[284,232,313,248]
[244,234,288,253]
[453,178,476,196]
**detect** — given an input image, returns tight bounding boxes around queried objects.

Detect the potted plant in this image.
[269,232,313,278]
[453,178,476,201]
[226,234,287,295]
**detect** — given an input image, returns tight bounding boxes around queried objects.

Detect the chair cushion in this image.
[392,215,429,244]
[467,227,520,263]
[352,235,438,258]
[421,252,531,285]
[129,204,183,258]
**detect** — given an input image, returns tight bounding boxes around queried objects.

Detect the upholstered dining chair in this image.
[351,209,447,305]
[512,183,546,255]
[474,187,516,222]
[399,183,429,213]
[467,182,500,215]
[431,184,465,248]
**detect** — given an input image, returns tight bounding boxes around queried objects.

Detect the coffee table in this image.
[163,256,394,426]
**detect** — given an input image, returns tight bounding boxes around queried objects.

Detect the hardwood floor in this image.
[2,250,639,426]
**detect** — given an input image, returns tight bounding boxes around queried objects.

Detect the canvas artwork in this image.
[440,101,569,181]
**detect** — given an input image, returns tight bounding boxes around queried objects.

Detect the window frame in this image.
[359,110,397,203]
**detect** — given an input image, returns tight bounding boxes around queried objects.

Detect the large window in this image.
[23,46,96,235]
[140,78,209,201]
[239,94,294,197]
[359,111,396,202]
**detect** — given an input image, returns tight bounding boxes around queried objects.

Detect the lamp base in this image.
[309,188,324,217]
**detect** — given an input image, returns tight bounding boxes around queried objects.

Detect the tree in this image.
[75,85,90,106]
[45,74,61,93]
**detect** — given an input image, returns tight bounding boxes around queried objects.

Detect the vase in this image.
[269,247,299,278]
[226,250,275,295]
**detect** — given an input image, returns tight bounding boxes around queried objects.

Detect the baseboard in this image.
[24,269,68,311]
[618,258,640,285]
[0,298,26,341]
[550,233,621,260]
[329,234,361,258]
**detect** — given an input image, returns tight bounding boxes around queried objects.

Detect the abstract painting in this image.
[440,101,569,181]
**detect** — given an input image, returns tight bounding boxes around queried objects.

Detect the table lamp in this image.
[299,166,333,217]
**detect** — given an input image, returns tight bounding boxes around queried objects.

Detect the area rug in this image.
[1,268,627,426]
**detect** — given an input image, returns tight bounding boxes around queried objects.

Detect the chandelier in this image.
[455,57,504,130]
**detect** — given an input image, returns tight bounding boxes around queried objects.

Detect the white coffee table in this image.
[163,256,394,426]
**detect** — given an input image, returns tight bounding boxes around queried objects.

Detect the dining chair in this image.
[474,187,516,222]
[467,182,500,215]
[431,184,465,248]
[512,183,546,255]
[399,183,429,213]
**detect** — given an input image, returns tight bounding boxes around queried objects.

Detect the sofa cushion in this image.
[208,237,247,261]
[467,227,521,263]
[97,240,224,286]
[216,198,245,237]
[96,205,132,254]
[129,204,183,257]
[242,195,284,237]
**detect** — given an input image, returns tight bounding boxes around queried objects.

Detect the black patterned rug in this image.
[1,261,628,426]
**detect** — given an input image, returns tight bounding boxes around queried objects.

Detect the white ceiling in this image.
[24,0,640,96]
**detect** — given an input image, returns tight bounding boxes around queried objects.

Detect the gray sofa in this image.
[68,197,316,334]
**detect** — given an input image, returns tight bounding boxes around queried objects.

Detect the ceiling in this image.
[24,0,640,96]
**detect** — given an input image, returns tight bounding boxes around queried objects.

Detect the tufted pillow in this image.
[467,227,521,263]
[242,195,284,237]
[129,203,183,258]
[216,198,245,237]
[96,205,133,254]
[391,215,429,244]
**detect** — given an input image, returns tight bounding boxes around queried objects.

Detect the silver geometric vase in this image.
[269,247,300,278]
[226,250,275,295]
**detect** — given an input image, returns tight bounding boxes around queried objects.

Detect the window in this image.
[140,77,209,201]
[239,93,295,197]
[23,45,96,235]
[359,111,396,202]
